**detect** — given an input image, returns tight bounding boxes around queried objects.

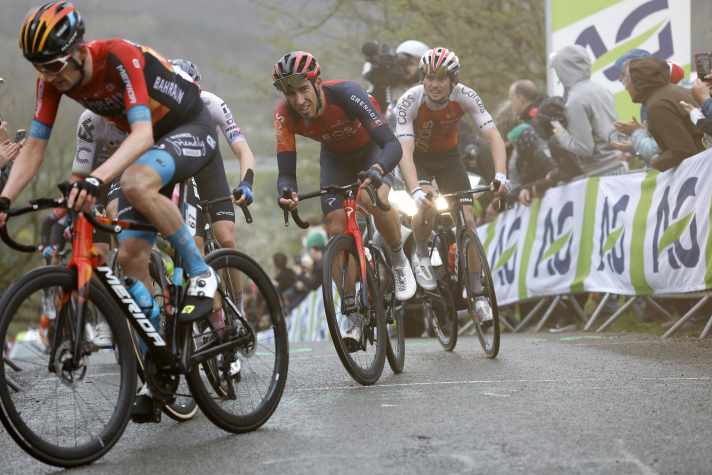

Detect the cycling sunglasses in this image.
[33,55,73,74]
[273,73,309,92]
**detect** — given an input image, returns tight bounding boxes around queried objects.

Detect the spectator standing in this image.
[273,252,298,309]
[549,45,621,172]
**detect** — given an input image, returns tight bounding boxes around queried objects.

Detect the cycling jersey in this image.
[71,91,244,175]
[72,109,126,177]
[394,83,495,154]
[32,38,202,140]
[275,80,401,195]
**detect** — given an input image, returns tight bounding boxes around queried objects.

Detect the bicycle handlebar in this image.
[0,195,154,253]
[280,178,390,229]
[205,194,253,224]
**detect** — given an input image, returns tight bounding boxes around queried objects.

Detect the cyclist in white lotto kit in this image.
[396,47,510,323]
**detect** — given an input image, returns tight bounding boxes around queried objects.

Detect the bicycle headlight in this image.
[388,190,417,217]
[435,195,449,211]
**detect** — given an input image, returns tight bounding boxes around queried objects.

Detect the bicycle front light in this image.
[435,195,449,211]
[388,190,417,217]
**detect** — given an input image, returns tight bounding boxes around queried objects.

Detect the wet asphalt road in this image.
[1,333,711,474]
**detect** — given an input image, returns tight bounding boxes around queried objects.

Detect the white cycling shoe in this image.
[180,267,219,321]
[92,321,113,348]
[411,254,437,291]
[342,313,363,353]
[390,249,417,301]
[474,297,494,324]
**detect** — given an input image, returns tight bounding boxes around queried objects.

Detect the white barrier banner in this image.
[478,150,712,306]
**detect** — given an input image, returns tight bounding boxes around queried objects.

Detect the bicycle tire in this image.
[430,280,458,351]
[0,266,136,468]
[185,249,288,433]
[374,246,404,374]
[460,229,500,358]
[431,233,459,351]
[322,235,386,385]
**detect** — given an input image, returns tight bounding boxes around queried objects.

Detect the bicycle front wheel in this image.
[0,266,136,468]
[374,246,404,374]
[460,229,500,358]
[186,249,288,433]
[322,235,386,385]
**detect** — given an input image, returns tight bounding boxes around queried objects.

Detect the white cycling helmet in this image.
[419,47,460,80]
[396,40,429,59]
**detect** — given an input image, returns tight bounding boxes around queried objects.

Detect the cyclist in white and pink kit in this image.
[396,47,509,322]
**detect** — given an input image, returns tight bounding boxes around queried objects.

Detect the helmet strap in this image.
[311,79,324,116]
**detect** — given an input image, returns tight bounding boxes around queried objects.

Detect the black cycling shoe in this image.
[130,394,161,424]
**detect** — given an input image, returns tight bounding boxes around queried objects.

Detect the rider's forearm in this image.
[398,139,419,192]
[277,151,298,194]
[484,127,507,176]
[1,138,45,201]
[230,140,256,181]
[91,123,153,183]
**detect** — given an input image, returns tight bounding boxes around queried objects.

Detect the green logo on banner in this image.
[658,212,694,252]
[602,226,624,254]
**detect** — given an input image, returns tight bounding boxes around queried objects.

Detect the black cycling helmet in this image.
[19,1,85,63]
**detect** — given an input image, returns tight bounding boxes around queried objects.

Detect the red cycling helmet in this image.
[419,47,460,82]
[272,51,321,92]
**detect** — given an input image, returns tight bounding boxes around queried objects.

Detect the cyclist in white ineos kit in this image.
[395,47,510,324]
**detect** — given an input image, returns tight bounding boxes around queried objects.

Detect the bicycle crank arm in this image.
[190,334,253,365]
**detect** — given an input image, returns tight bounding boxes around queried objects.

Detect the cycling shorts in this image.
[116,107,226,237]
[319,142,394,215]
[414,148,472,205]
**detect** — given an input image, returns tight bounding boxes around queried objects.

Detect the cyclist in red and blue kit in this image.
[273,51,416,348]
[0,1,225,323]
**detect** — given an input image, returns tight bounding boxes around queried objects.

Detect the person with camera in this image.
[362,39,429,126]
[395,47,508,325]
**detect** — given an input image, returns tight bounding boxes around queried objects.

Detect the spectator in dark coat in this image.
[624,57,704,171]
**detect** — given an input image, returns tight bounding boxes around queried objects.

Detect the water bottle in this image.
[172,266,184,287]
[125,278,160,332]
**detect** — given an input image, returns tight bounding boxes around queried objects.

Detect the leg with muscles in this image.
[410,183,438,290]
[366,182,416,301]
[120,147,216,320]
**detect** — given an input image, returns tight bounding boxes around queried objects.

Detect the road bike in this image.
[282,175,404,384]
[0,190,288,467]
[429,185,500,358]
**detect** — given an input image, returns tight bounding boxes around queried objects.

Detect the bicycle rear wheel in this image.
[460,229,500,358]
[186,249,288,433]
[374,246,404,374]
[322,235,386,385]
[0,266,136,468]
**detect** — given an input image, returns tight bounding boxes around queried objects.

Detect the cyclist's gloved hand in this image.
[73,176,103,198]
[41,244,55,259]
[492,172,511,194]
[411,187,430,207]
[360,165,384,189]
[233,182,253,206]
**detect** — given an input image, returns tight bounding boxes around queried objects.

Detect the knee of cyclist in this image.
[120,169,152,203]
[117,241,151,275]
